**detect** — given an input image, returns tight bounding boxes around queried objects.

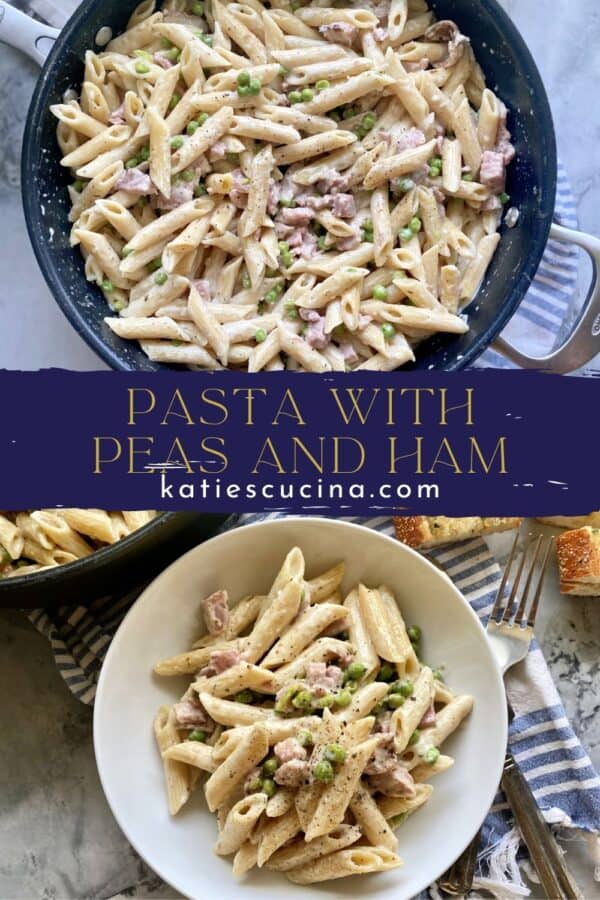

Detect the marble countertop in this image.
[0,1,599,898]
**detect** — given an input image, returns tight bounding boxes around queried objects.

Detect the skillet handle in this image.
[0,2,59,65]
[493,223,600,373]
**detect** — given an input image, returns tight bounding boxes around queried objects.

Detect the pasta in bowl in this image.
[93,518,507,898]
[53,0,516,372]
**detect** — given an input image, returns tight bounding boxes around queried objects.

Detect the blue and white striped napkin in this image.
[28,511,600,897]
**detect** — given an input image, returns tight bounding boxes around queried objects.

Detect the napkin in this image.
[28,512,600,898]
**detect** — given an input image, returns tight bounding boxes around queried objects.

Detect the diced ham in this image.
[194,156,211,177]
[299,308,321,323]
[198,647,242,678]
[368,765,416,798]
[288,228,317,259]
[274,738,308,764]
[336,232,361,252]
[201,589,230,635]
[267,180,281,216]
[339,342,359,364]
[209,139,226,160]
[358,314,372,329]
[305,316,329,351]
[335,645,355,667]
[154,182,195,210]
[275,759,309,788]
[482,195,502,212]
[317,171,350,195]
[115,168,155,195]
[373,26,387,42]
[318,22,358,46]
[302,194,331,211]
[479,150,506,194]
[278,206,315,226]
[192,278,212,301]
[154,52,175,69]
[173,698,214,730]
[230,168,250,209]
[419,704,436,728]
[331,193,356,219]
[108,103,126,125]
[494,108,516,165]
[275,222,294,239]
[305,662,344,694]
[396,128,426,153]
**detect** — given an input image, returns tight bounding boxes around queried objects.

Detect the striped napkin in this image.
[28,512,600,897]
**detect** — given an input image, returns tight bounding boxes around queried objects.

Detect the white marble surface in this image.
[1,1,600,899]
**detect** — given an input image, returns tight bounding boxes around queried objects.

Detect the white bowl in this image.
[94,517,507,900]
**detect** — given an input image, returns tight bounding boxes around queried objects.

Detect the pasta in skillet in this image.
[0,510,157,577]
[152,547,474,884]
[53,0,515,372]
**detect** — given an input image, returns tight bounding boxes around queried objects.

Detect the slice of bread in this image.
[536,513,600,529]
[556,526,600,596]
[393,516,522,549]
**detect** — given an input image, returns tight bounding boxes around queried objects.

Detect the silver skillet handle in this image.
[0,2,59,65]
[494,223,600,373]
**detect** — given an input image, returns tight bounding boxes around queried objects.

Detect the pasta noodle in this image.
[152,547,473,884]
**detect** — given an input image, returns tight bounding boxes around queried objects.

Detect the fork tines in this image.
[489,532,554,629]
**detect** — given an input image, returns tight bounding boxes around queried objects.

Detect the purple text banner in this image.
[1,369,598,516]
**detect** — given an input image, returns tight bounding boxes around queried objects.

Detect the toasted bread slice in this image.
[393,516,522,549]
[556,526,600,596]
[536,513,600,529]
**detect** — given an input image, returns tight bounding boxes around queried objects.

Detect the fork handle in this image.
[502,755,584,899]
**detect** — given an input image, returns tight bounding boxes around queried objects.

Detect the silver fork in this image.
[440,533,583,900]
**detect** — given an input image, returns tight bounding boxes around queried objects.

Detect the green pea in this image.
[372,284,388,301]
[288,91,302,104]
[381,323,395,340]
[197,112,209,125]
[499,192,510,204]
[171,136,184,150]
[262,778,277,797]
[194,183,208,197]
[247,776,263,793]
[362,219,373,231]
[274,684,299,713]
[361,228,373,242]
[279,65,289,76]
[329,110,341,122]
[361,113,376,131]
[397,177,415,193]
[386,693,405,709]
[343,106,357,120]
[234,689,254,704]
[279,198,296,208]
[226,152,239,163]
[334,689,352,708]
[262,757,279,776]
[170,340,182,347]
[189,728,207,742]
[346,661,367,682]
[407,625,421,643]
[291,0,302,9]
[278,240,290,252]
[154,271,168,286]
[255,328,268,344]
[164,48,180,62]
[125,157,139,169]
[169,93,181,110]
[112,299,127,312]
[237,70,251,88]
[72,180,85,193]
[462,172,473,182]
[409,216,422,234]
[281,251,293,268]
[396,680,414,697]
[317,235,327,251]
[313,760,334,783]
[377,663,395,682]
[423,746,440,765]
[399,227,414,242]
[160,37,172,49]
[181,169,195,182]
[429,164,442,177]
[297,729,314,748]
[135,61,151,75]
[191,1,204,14]
[242,273,252,289]
[301,88,314,102]
[121,246,134,258]
[433,668,445,682]
[134,50,152,60]
[199,33,213,46]
[408,729,421,746]
[324,743,346,765]
[389,813,408,828]
[292,690,313,709]
[285,303,298,319]
[148,258,163,271]
[313,692,335,709]
[187,120,200,136]
[101,279,114,293]
[264,289,278,304]
[316,80,330,91]
[248,77,262,95]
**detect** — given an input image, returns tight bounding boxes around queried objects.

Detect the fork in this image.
[439,533,584,899]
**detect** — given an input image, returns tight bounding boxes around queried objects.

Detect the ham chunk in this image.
[396,128,426,153]
[331,193,356,219]
[267,180,281,216]
[319,22,358,46]
[275,759,309,788]
[479,151,506,194]
[198,647,242,678]
[108,104,126,125]
[305,662,344,695]
[317,171,350,195]
[274,737,308,764]
[192,278,212,302]
[278,206,315,226]
[115,168,155,195]
[305,316,329,351]
[154,182,194,210]
[154,52,175,69]
[419,704,436,728]
[339,342,359,364]
[173,698,214,731]
[368,765,416,798]
[201,589,230,636]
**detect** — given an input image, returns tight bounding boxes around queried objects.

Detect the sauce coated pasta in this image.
[0,510,157,577]
[152,547,473,884]
[53,0,515,371]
